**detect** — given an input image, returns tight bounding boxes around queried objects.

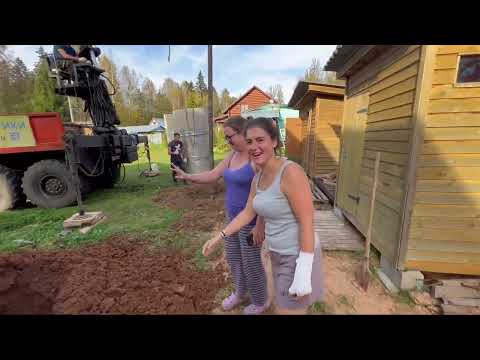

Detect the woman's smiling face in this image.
[246,126,277,167]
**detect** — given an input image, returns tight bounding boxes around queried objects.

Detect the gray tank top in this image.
[252,160,300,256]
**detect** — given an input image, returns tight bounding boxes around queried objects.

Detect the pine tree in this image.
[196,70,207,97]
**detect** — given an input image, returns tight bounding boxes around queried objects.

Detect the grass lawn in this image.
[0,143,228,252]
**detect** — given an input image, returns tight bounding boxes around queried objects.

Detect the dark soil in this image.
[0,235,227,314]
[154,182,226,234]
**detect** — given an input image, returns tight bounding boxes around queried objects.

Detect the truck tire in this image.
[0,165,26,211]
[22,160,77,209]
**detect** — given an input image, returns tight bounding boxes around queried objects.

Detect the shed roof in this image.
[222,85,274,114]
[118,124,165,134]
[324,45,391,79]
[288,80,345,108]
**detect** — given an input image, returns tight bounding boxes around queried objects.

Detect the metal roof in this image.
[324,45,361,72]
[288,80,345,108]
[118,124,165,134]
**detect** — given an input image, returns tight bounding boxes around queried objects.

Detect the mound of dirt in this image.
[0,235,227,314]
[154,183,226,233]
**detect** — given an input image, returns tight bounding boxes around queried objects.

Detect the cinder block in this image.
[380,255,424,291]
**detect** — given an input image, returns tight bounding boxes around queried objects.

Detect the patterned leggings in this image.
[223,221,268,306]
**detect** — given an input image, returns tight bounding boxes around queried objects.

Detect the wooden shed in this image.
[325,45,480,278]
[287,81,345,180]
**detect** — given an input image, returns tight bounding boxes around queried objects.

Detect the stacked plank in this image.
[309,178,330,210]
[314,210,364,252]
[430,278,480,315]
[313,172,337,203]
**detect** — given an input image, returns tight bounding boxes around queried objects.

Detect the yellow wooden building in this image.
[287,81,345,179]
[325,45,480,279]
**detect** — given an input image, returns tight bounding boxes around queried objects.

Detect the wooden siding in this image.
[338,45,422,263]
[313,97,344,174]
[407,45,480,275]
[227,88,271,116]
[285,117,303,163]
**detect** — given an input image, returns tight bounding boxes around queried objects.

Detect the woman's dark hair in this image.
[244,117,282,153]
[223,115,248,133]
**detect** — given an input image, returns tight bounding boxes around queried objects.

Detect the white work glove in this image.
[78,57,88,63]
[288,251,314,297]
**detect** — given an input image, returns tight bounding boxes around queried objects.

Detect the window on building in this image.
[456,54,480,84]
[240,104,249,112]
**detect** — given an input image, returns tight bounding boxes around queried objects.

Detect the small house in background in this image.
[288,80,345,197]
[325,45,480,287]
[118,123,165,145]
[241,103,299,146]
[214,86,275,124]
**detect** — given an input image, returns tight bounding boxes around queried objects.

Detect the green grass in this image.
[308,301,332,315]
[0,143,228,253]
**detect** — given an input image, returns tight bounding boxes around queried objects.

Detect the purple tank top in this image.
[223,154,256,222]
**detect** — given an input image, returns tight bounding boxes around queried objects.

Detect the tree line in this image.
[1,46,340,126]
[0,46,239,126]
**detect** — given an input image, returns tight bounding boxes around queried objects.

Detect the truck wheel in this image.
[22,160,77,209]
[0,165,26,211]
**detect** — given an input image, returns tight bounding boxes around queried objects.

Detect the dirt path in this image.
[0,183,437,314]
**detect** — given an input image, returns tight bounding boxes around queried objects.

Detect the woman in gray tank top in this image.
[203,117,324,315]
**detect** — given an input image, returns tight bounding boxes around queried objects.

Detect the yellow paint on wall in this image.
[0,115,36,147]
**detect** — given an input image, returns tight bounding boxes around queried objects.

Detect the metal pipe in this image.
[208,45,214,169]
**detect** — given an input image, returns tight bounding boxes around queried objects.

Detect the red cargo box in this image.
[0,112,65,155]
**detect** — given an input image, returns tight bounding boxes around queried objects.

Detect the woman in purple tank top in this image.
[171,116,269,315]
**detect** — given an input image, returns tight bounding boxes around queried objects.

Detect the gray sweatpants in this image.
[223,221,268,306]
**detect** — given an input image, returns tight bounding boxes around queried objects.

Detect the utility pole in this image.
[207,45,214,169]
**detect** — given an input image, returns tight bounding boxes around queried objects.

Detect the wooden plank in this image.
[408,240,480,254]
[364,150,409,165]
[362,158,406,177]
[369,76,417,105]
[409,228,480,242]
[433,285,480,299]
[422,140,480,154]
[364,141,410,153]
[370,63,419,95]
[367,104,413,123]
[430,85,480,100]
[441,304,480,314]
[416,166,480,180]
[410,216,480,229]
[408,249,480,264]
[405,259,480,275]
[366,117,412,132]
[360,173,405,201]
[419,154,480,167]
[360,181,404,202]
[357,193,401,258]
[440,279,480,287]
[432,69,456,85]
[434,54,458,69]
[429,98,480,113]
[361,166,404,183]
[368,91,415,114]
[371,47,421,86]
[359,187,402,212]
[437,45,480,55]
[360,169,404,188]
[424,127,480,141]
[444,298,480,307]
[412,204,480,218]
[425,113,480,127]
[416,180,480,193]
[364,129,410,142]
[414,191,480,205]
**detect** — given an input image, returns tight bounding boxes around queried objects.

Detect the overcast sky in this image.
[6,45,337,101]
